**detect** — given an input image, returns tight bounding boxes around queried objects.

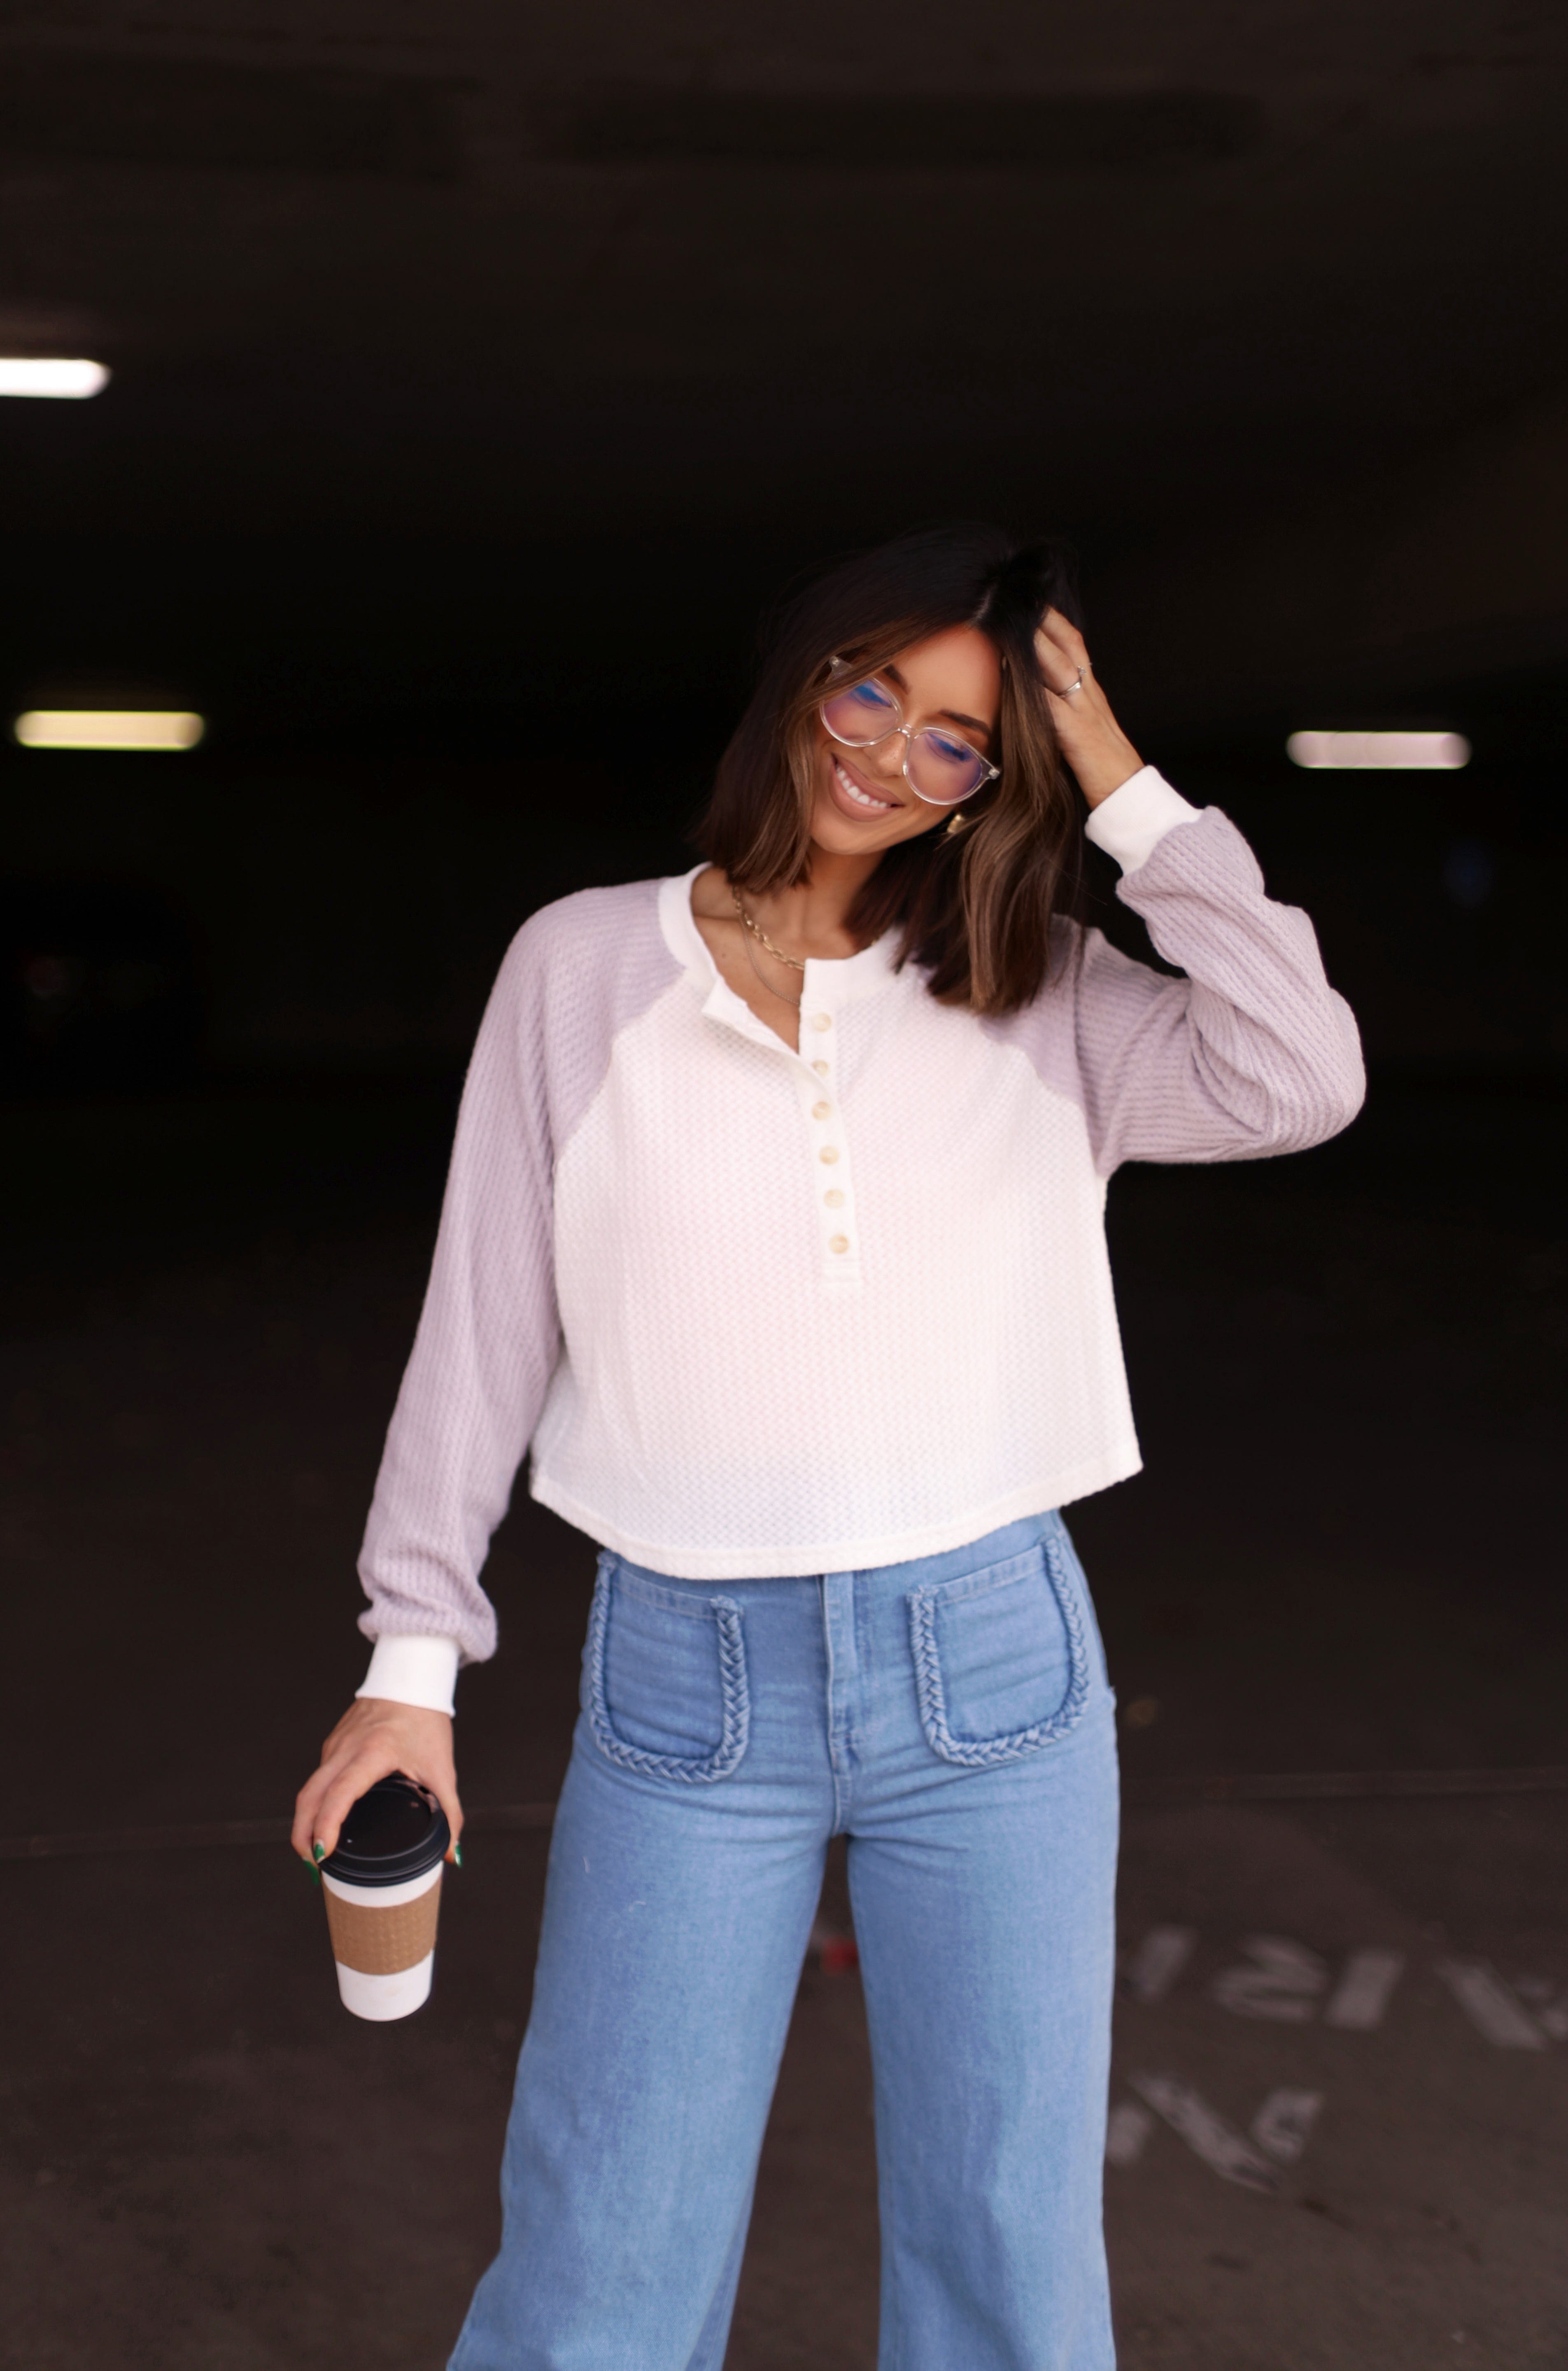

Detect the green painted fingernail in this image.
[302,1857,320,1886]
[312,1840,326,1863]
[452,1841,463,1868]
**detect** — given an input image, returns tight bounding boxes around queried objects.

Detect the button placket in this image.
[793,990,862,1284]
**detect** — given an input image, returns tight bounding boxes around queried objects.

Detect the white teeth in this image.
[834,757,892,811]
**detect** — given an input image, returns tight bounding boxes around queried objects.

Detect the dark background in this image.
[3,7,1567,2366]
[5,0,1565,1771]
[3,2,1567,1097]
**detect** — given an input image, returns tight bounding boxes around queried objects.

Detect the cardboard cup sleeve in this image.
[322,1867,443,2019]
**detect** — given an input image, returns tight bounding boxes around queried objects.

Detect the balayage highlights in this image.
[696,524,1086,1014]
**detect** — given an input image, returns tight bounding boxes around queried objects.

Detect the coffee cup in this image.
[319,1775,450,2021]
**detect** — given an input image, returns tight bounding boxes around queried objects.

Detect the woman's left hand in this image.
[1035,608,1144,810]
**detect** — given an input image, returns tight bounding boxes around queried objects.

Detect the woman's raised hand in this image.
[1034,608,1144,811]
[291,1696,464,1866]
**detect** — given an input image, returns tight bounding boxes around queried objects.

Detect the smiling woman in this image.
[294,520,1365,2371]
[699,526,1090,1012]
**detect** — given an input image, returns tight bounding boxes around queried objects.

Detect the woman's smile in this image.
[825,750,903,820]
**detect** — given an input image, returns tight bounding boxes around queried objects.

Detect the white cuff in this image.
[357,1633,461,1717]
[1083,765,1202,875]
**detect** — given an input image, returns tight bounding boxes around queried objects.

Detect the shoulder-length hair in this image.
[694,524,1086,1015]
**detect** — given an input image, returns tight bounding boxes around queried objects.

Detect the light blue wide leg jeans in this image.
[450,1510,1120,2371]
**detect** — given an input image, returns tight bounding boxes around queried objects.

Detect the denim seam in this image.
[820,1574,854,1831]
[906,1547,1051,1610]
[586,1568,750,1784]
[906,1529,1090,1766]
[597,1562,729,1618]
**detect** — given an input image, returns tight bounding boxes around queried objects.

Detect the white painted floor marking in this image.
[1123,1926,1197,2003]
[1437,1961,1547,2049]
[1104,2102,1153,2167]
[1211,1936,1328,2021]
[1129,2073,1281,2193]
[1250,2088,1323,2164]
[1123,1924,1565,2052]
[1324,1947,1406,2029]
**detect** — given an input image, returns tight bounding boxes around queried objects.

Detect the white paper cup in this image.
[322,1862,444,2021]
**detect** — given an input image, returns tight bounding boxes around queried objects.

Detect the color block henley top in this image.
[356,768,1365,1716]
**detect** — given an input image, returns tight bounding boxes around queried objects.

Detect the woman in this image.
[294,525,1363,2370]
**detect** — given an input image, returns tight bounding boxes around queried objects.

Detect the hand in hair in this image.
[1034,608,1144,810]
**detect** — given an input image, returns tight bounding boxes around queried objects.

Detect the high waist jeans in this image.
[450,1510,1120,2371]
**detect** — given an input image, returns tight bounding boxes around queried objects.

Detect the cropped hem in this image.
[529,1446,1143,1582]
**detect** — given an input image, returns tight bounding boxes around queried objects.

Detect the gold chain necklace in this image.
[735,916,803,1010]
[731,884,806,972]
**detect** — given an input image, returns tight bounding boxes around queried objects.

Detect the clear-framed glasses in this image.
[819,662,1001,808]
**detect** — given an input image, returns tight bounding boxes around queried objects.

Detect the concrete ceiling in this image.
[2,0,1567,720]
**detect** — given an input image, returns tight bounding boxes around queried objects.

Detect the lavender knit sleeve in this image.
[1073,801,1365,1174]
[355,881,677,1670]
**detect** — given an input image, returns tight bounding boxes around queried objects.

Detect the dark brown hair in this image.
[695,524,1086,1014]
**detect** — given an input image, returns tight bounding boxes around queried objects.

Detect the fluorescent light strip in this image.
[0,358,111,399]
[14,710,205,751]
[1287,730,1470,770]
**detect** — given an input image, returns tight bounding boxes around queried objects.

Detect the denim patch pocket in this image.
[586,1559,750,1785]
[908,1534,1091,1767]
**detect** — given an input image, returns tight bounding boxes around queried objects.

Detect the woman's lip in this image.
[825,752,902,820]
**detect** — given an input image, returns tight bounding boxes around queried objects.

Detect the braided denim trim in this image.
[908,1530,1091,1768]
[586,1567,750,1785]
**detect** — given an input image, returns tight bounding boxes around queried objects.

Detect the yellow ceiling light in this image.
[14,709,205,750]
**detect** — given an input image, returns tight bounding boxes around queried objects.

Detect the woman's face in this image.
[808,624,1002,858]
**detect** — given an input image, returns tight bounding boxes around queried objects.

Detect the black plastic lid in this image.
[320,1775,450,1887]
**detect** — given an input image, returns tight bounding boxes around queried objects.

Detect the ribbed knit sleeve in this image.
[1073,803,1365,1173]
[354,923,561,1666]
[354,880,680,1669]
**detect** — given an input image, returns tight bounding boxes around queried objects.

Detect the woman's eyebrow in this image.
[883,663,994,742]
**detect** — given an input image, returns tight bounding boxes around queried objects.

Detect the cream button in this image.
[824,1187,845,1209]
[812,1099,832,1121]
[829,1234,850,1255]
[819,1145,840,1166]
[811,1059,829,1076]
[810,1012,832,1033]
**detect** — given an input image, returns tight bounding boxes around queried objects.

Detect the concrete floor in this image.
[3,1076,1565,2367]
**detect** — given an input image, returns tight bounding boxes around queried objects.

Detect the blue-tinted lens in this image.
[907,728,989,804]
[822,678,899,744]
